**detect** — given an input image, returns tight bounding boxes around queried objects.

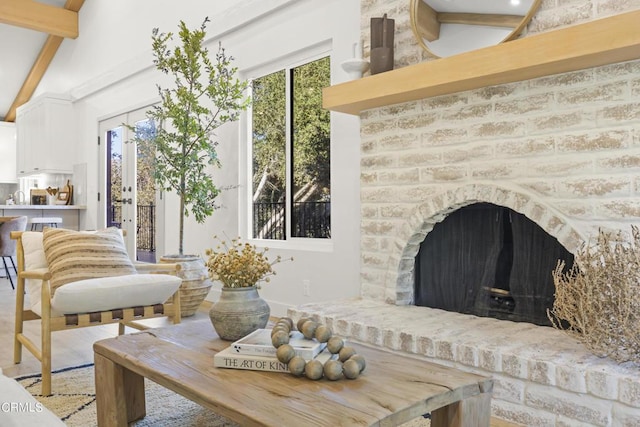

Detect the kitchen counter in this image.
[0,205,86,230]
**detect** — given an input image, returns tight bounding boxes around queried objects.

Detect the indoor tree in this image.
[132,17,249,255]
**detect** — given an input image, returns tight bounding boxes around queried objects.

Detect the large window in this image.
[250,56,331,240]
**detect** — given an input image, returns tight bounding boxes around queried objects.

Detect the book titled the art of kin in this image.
[214,328,334,373]
[230,328,326,359]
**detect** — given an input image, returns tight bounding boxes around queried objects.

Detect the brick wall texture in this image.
[350,1,640,425]
[358,0,640,305]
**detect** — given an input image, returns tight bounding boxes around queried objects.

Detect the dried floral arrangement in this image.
[205,237,292,288]
[548,226,640,364]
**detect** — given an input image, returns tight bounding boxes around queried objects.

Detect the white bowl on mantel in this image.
[340,58,370,80]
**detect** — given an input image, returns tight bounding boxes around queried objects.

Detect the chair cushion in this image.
[49,273,182,316]
[42,227,137,296]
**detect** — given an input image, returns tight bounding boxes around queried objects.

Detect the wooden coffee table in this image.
[93,320,492,426]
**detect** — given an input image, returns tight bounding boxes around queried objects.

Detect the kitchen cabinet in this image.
[0,122,17,182]
[16,94,75,176]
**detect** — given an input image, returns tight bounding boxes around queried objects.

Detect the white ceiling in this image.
[0,0,68,121]
[0,0,244,122]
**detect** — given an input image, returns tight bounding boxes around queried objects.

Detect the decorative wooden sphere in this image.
[350,354,366,373]
[338,346,357,362]
[270,325,289,338]
[342,359,361,379]
[301,320,318,340]
[326,336,344,354]
[288,356,306,376]
[323,360,343,381]
[314,325,332,343]
[276,344,295,364]
[279,317,294,329]
[271,330,290,348]
[304,360,324,380]
[296,317,311,331]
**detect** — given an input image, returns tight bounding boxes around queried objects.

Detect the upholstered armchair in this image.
[11,227,182,396]
[0,216,28,289]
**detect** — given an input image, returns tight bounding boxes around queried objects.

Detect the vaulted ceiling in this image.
[0,0,84,122]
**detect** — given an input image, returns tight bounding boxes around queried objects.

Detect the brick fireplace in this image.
[290,2,640,426]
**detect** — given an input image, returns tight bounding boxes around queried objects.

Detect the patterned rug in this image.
[14,364,238,426]
[15,364,431,426]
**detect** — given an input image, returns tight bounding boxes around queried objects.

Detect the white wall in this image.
[34,0,362,316]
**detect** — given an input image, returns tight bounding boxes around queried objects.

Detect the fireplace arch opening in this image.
[414,202,574,326]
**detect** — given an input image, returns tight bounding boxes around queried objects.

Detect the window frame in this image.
[240,42,333,252]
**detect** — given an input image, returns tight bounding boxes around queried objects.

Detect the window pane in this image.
[252,70,286,239]
[291,57,331,238]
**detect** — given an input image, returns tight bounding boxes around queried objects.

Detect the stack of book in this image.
[214,329,332,373]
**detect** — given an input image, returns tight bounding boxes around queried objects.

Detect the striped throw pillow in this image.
[43,227,137,296]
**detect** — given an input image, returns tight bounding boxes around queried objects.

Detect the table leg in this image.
[431,392,491,427]
[95,353,146,426]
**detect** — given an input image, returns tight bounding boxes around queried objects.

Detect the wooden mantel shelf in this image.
[323,10,640,115]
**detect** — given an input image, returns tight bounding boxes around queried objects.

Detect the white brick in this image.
[525,383,612,426]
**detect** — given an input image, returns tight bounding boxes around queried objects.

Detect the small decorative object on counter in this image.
[56,180,73,205]
[272,316,366,381]
[46,187,58,205]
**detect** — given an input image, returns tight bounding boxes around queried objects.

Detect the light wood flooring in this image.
[0,276,211,377]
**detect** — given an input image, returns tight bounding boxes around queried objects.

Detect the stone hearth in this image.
[288,300,640,426]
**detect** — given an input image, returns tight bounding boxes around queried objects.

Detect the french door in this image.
[98,107,163,262]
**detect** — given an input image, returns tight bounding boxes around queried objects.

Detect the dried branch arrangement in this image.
[548,226,640,364]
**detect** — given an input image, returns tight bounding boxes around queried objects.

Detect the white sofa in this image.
[0,368,65,426]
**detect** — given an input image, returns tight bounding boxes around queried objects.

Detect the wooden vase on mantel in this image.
[160,255,212,317]
[370,13,395,75]
[209,286,270,341]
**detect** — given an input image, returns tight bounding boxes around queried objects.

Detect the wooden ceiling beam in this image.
[0,0,79,38]
[4,0,84,122]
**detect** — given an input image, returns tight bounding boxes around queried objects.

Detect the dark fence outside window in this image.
[136,205,155,251]
[253,202,285,240]
[253,201,330,239]
[107,204,155,252]
[293,201,330,238]
[107,205,121,229]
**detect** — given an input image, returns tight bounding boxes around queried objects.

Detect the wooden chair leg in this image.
[41,293,52,396]
[172,291,181,325]
[13,276,25,364]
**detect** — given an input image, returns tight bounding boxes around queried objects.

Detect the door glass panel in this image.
[106,126,123,229]
[103,114,159,262]
[134,118,157,263]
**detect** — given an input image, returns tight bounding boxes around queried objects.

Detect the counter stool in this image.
[29,217,63,231]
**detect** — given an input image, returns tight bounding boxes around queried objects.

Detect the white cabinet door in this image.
[0,122,17,182]
[16,94,75,176]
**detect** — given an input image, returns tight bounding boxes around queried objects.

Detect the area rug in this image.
[15,364,431,426]
[14,364,238,426]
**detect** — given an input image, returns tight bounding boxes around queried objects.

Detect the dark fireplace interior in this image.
[414,203,574,326]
